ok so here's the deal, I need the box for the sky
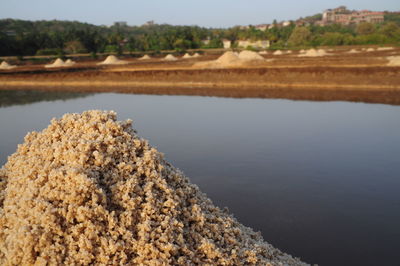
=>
[0,0,399,28]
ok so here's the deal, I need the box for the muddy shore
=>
[1,49,400,105]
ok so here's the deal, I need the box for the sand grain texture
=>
[0,110,306,266]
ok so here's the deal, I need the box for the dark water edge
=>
[1,90,400,266]
[0,89,91,107]
[2,86,400,106]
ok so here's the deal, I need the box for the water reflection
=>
[0,91,399,266]
[0,89,91,107]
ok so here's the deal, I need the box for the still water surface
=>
[1,90,400,266]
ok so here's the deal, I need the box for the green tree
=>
[379,22,400,41]
[64,40,86,54]
[288,26,311,47]
[356,22,375,35]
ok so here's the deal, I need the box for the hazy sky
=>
[1,0,399,28]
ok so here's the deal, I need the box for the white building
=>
[237,40,270,49]
[222,39,232,49]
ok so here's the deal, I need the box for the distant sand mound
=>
[65,59,76,66]
[298,49,327,57]
[348,49,359,54]
[273,50,283,55]
[216,51,241,65]
[366,48,375,52]
[139,54,151,60]
[192,53,200,57]
[182,53,192,59]
[0,61,17,70]
[45,58,66,68]
[163,54,178,61]
[98,55,128,65]
[259,50,268,55]
[387,56,400,66]
[194,51,266,69]
[377,47,394,51]
[238,50,264,61]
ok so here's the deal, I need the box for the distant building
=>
[201,38,210,45]
[237,40,270,49]
[114,21,127,27]
[143,20,155,26]
[320,6,384,25]
[222,39,232,49]
[3,30,16,36]
[254,24,269,31]
[295,20,310,27]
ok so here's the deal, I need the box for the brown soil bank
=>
[1,49,400,105]
[1,66,400,105]
[0,110,307,265]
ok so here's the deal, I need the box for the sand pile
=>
[0,110,306,265]
[238,50,264,61]
[259,50,268,55]
[214,51,242,66]
[98,55,128,65]
[163,54,178,61]
[182,53,192,59]
[366,48,375,52]
[0,61,17,70]
[65,59,76,66]
[348,49,359,54]
[298,49,327,57]
[194,51,268,69]
[139,54,151,60]
[377,47,394,51]
[387,56,400,66]
[273,50,283,55]
[45,58,66,68]
[192,53,200,57]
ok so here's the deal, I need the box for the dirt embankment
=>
[1,49,400,105]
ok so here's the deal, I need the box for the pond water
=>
[1,90,400,266]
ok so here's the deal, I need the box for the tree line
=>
[0,15,399,57]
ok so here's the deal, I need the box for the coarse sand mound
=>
[273,50,283,55]
[194,51,268,69]
[98,55,128,65]
[298,49,327,57]
[0,110,307,266]
[163,54,178,61]
[348,49,359,54]
[0,61,17,70]
[216,51,241,64]
[192,53,200,57]
[377,47,394,51]
[65,59,76,66]
[45,58,66,68]
[238,50,264,61]
[387,56,400,66]
[182,53,192,59]
[139,54,151,60]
